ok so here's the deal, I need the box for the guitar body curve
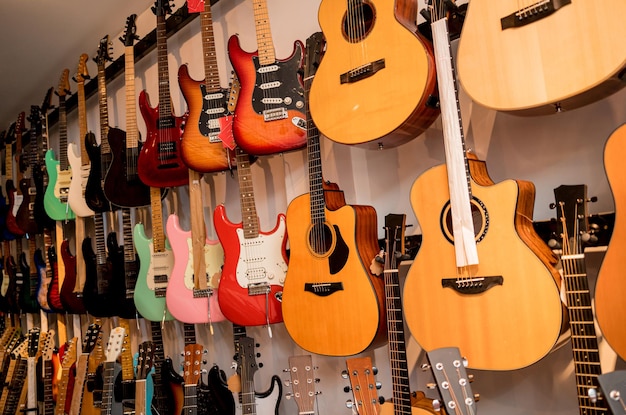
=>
[282,194,386,356]
[178,64,235,173]
[4,254,20,314]
[310,0,439,148]
[456,0,626,115]
[252,374,282,415]
[227,35,307,156]
[214,205,286,326]
[403,160,564,370]
[137,91,189,188]
[81,237,114,317]
[133,223,174,322]
[103,128,152,208]
[5,181,24,237]
[34,248,53,312]
[165,214,226,324]
[84,132,111,213]
[595,122,626,360]
[67,143,94,217]
[59,239,86,314]
[44,150,75,221]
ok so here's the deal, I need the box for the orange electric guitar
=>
[402,1,564,371]
[456,0,626,115]
[595,122,626,361]
[309,0,439,148]
[281,32,386,356]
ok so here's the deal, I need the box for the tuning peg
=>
[473,393,480,402]
[421,363,431,371]
[467,373,475,382]
[372,366,378,375]
[343,386,352,393]
[588,196,598,203]
[341,370,349,379]
[285,393,293,400]
[426,382,437,390]
[284,379,291,387]
[375,381,382,390]
[461,357,468,368]
[345,400,354,409]
[315,378,321,383]
[258,363,264,368]
[549,202,557,209]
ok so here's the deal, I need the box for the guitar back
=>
[457,0,626,114]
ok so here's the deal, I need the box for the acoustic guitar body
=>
[403,159,564,370]
[309,0,439,148]
[456,0,626,115]
[595,123,626,360]
[282,195,386,356]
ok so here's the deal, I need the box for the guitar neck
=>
[150,187,166,252]
[42,359,55,415]
[75,216,86,292]
[251,0,276,65]
[100,361,116,415]
[121,208,138,298]
[124,45,139,150]
[235,149,259,238]
[68,354,89,415]
[118,319,135,382]
[97,61,110,153]
[201,0,221,90]
[94,213,107,266]
[76,80,89,166]
[155,14,173,119]
[149,320,171,415]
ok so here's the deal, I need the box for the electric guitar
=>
[45,233,64,313]
[133,186,174,322]
[99,326,125,415]
[137,0,189,189]
[0,130,10,243]
[6,113,26,237]
[227,0,307,156]
[59,235,86,314]
[68,321,102,415]
[0,335,28,415]
[281,32,386,356]
[35,229,54,312]
[18,238,40,314]
[552,184,609,415]
[456,0,626,115]
[237,335,281,415]
[402,1,564,371]
[44,69,76,221]
[595,122,626,361]
[109,208,138,319]
[178,0,235,173]
[84,35,113,213]
[18,328,46,415]
[103,14,152,208]
[55,337,78,415]
[134,341,155,415]
[165,170,226,325]
[214,147,287,326]
[40,329,56,415]
[3,240,20,314]
[1,126,16,242]
[309,0,439,148]
[67,53,95,217]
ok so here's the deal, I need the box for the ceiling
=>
[0,0,156,132]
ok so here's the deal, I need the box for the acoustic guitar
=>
[402,1,564,371]
[595,122,626,361]
[281,32,386,356]
[227,0,307,156]
[456,0,626,115]
[309,0,439,148]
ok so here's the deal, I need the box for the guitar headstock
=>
[81,322,102,354]
[286,355,317,414]
[237,336,258,380]
[120,14,139,47]
[594,371,626,414]
[16,111,26,136]
[152,0,173,17]
[105,327,125,363]
[183,343,204,386]
[56,69,71,97]
[61,337,79,369]
[136,341,155,380]
[426,347,477,415]
[41,329,55,362]
[11,336,29,359]
[27,327,41,358]
[304,32,325,80]
[27,105,42,129]
[344,357,380,415]
[552,184,597,255]
[74,53,90,84]
[94,35,113,68]
[40,86,55,114]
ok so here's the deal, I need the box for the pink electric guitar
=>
[165,169,226,325]
[214,148,287,327]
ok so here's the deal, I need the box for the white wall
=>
[43,0,626,414]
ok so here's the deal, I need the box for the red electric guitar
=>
[5,112,25,237]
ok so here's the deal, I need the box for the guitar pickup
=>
[501,0,571,30]
[340,59,385,84]
[157,116,175,129]
[441,276,503,294]
[304,282,343,297]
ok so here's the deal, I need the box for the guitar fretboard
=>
[251,0,276,65]
[58,94,69,171]
[235,148,259,238]
[156,13,173,119]
[201,1,221,91]
[150,320,172,415]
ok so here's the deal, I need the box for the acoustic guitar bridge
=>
[501,0,571,30]
[441,276,503,294]
[304,282,343,297]
[340,59,385,84]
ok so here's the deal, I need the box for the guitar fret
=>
[252,0,276,66]
[125,46,139,149]
[97,63,110,150]
[201,2,221,91]
[235,149,260,238]
[156,16,172,119]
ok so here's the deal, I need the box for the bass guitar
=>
[137,0,189,189]
[178,0,235,173]
[309,0,439,148]
[402,1,564,371]
[84,35,113,213]
[104,14,152,208]
[214,148,287,327]
[44,69,76,221]
[6,113,26,237]
[227,0,306,156]
[165,170,226,325]
[281,32,386,356]
[595,122,626,361]
[456,0,626,115]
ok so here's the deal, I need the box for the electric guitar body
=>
[81,233,115,317]
[84,132,111,213]
[44,150,75,221]
[59,239,86,314]
[403,158,564,370]
[310,0,439,148]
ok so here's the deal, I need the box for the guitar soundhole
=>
[342,1,375,43]
[308,223,334,256]
[440,197,489,245]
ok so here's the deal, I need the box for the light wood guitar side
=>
[282,195,386,356]
[403,158,564,370]
[457,0,626,115]
[310,0,439,148]
[595,123,626,360]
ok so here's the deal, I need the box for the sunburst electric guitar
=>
[227,0,307,156]
[309,0,439,148]
[402,1,564,371]
[456,0,626,115]
[281,32,386,357]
